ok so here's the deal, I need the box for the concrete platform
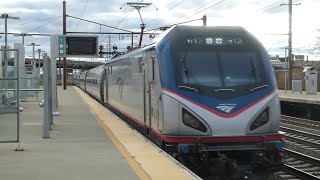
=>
[0,86,139,180]
[0,86,199,180]
[278,90,320,105]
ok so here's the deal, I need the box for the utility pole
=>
[120,2,157,47]
[108,35,111,59]
[0,13,19,93]
[59,58,62,82]
[26,43,40,67]
[131,32,134,49]
[203,15,207,26]
[38,49,45,81]
[38,49,45,68]
[63,0,67,89]
[281,0,300,89]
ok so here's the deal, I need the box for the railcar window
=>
[138,57,143,73]
[152,57,155,81]
[106,67,110,75]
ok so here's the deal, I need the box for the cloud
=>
[0,0,319,58]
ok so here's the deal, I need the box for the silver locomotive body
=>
[80,25,284,177]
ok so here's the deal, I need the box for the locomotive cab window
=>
[174,42,268,99]
[176,51,266,88]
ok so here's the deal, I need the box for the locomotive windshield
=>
[175,48,267,97]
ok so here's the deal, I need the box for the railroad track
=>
[280,115,320,150]
[281,115,320,133]
[276,115,320,179]
[275,148,320,180]
[280,126,320,149]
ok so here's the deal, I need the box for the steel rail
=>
[282,164,320,180]
[281,115,320,130]
[280,126,320,140]
[284,148,320,167]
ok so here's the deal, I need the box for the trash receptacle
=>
[303,67,317,94]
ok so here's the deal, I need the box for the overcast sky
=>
[0,0,319,60]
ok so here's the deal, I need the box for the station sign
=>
[57,35,98,58]
[58,35,65,56]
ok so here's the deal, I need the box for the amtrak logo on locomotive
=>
[216,104,237,113]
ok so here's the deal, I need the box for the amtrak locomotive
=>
[74,25,285,178]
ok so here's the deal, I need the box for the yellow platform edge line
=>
[73,87,151,180]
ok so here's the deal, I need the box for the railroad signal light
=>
[112,45,117,51]
[149,34,155,39]
[99,45,104,58]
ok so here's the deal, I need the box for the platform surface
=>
[278,90,320,104]
[0,86,139,180]
[0,86,198,180]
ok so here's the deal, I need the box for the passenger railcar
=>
[85,65,105,104]
[75,25,285,178]
[79,70,88,91]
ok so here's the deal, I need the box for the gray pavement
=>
[0,87,139,180]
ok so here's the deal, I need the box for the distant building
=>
[270,55,287,70]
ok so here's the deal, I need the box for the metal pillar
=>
[63,0,67,90]
[38,49,45,75]
[50,35,60,116]
[285,48,287,93]
[43,53,51,138]
[38,49,41,68]
[288,0,293,90]
[14,43,26,100]
[16,49,21,150]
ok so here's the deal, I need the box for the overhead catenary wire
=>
[167,0,226,25]
[75,0,89,31]
[8,16,62,28]
[143,0,216,38]
[167,0,186,11]
[182,0,226,21]
[194,0,221,12]
[144,17,204,33]
[100,0,144,44]
[256,0,285,12]
[25,16,61,34]
[144,0,186,28]
[99,8,135,43]
[259,0,302,13]
[109,0,154,48]
[66,15,133,33]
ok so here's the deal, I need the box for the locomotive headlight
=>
[250,108,269,131]
[182,109,207,132]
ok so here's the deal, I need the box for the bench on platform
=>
[1,92,23,112]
